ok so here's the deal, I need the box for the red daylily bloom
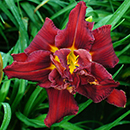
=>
[3,1,126,127]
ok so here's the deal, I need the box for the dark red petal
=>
[50,54,72,81]
[25,18,58,54]
[74,49,92,70]
[44,88,79,127]
[91,62,112,82]
[54,48,70,67]
[55,1,94,50]
[38,79,51,88]
[106,89,127,108]
[91,25,119,68]
[87,22,94,30]
[79,72,95,85]
[71,73,80,89]
[77,79,119,103]
[3,50,52,83]
[76,62,119,103]
[50,54,65,77]
[11,53,28,62]
[49,68,65,89]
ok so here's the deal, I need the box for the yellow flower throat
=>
[67,51,79,74]
[50,44,79,74]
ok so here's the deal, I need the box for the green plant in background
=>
[0,0,130,130]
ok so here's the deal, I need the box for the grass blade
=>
[23,86,44,116]
[0,77,10,105]
[58,122,84,130]
[5,0,29,44]
[0,103,11,130]
[113,34,130,48]
[16,111,46,128]
[112,64,124,79]
[11,79,26,113]
[106,0,130,27]
[0,1,18,27]
[50,2,77,20]
[116,43,130,57]
[95,110,130,130]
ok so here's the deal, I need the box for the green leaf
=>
[5,0,29,44]
[16,111,46,128]
[0,1,18,27]
[9,79,20,104]
[112,64,124,79]
[116,43,130,57]
[0,26,8,44]
[95,110,130,130]
[121,67,130,78]
[58,122,84,130]
[93,14,112,29]
[113,34,130,48]
[19,19,28,52]
[23,86,46,116]
[21,2,42,28]
[0,76,10,104]
[50,2,77,20]
[0,103,11,130]
[119,55,130,64]
[94,0,130,29]
[119,81,130,87]
[106,0,130,27]
[34,0,49,13]
[11,79,26,113]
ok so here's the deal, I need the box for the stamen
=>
[89,79,99,85]
[67,85,74,93]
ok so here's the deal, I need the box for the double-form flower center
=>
[49,44,100,94]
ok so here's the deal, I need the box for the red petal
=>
[77,80,119,103]
[25,18,58,54]
[79,72,95,85]
[106,89,127,108]
[91,62,112,81]
[11,53,28,62]
[74,49,92,70]
[54,48,70,67]
[91,25,119,68]
[50,54,72,81]
[44,88,79,127]
[55,1,94,50]
[76,62,119,103]
[50,54,65,77]
[49,68,65,89]
[71,73,80,90]
[3,50,52,83]
[87,22,94,30]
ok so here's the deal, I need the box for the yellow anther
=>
[67,86,74,93]
[89,80,99,85]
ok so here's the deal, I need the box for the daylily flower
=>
[3,1,126,127]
